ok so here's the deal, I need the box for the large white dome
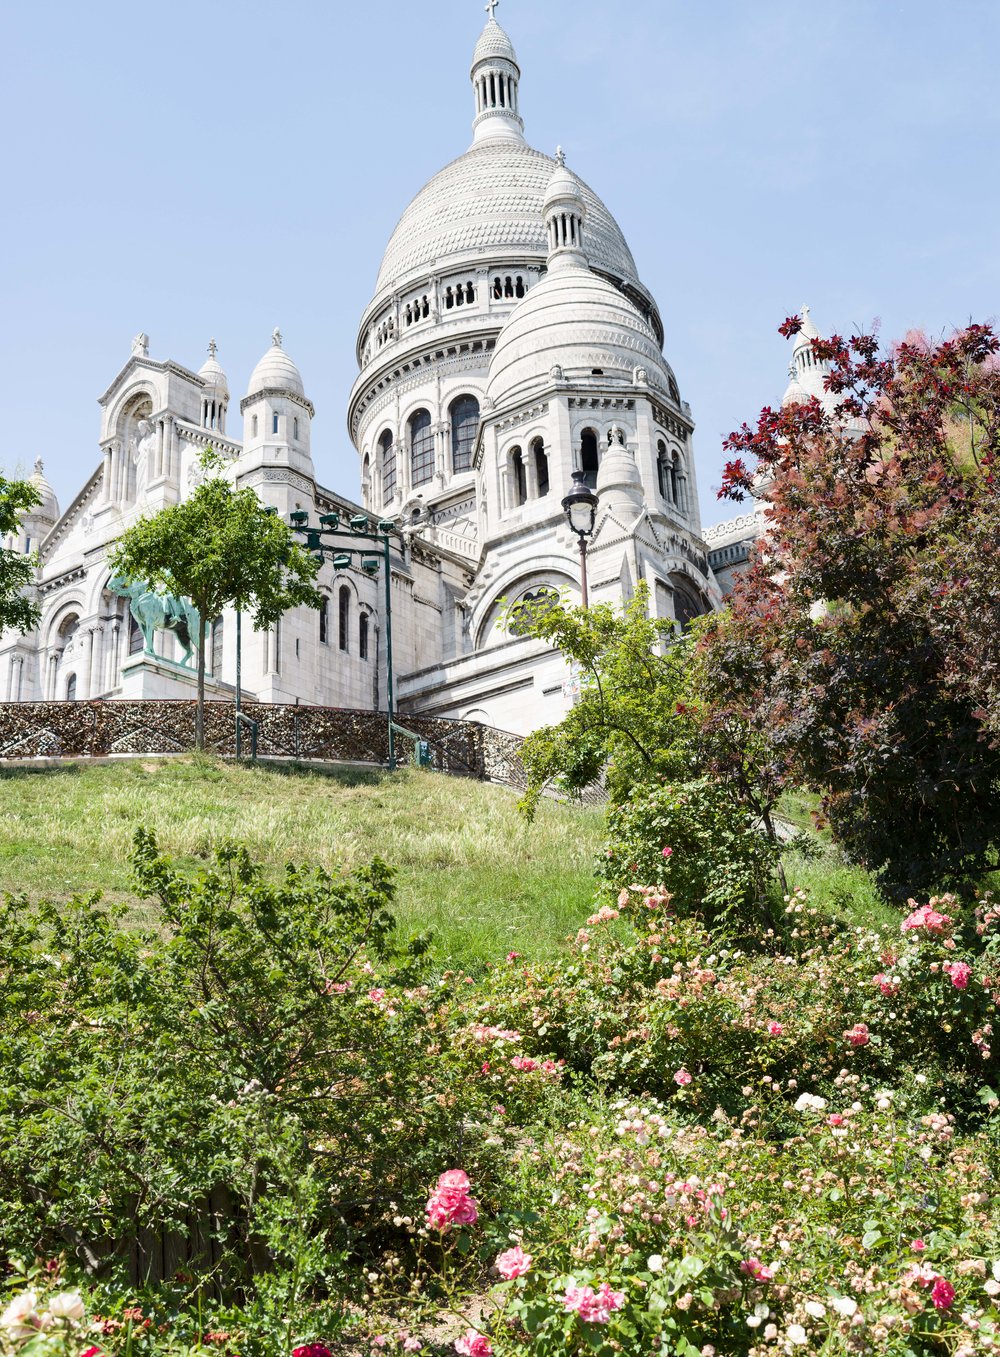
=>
[374,141,641,298]
[486,263,675,409]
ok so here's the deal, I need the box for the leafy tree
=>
[710,317,1000,897]
[0,474,41,637]
[108,456,321,748]
[505,584,698,818]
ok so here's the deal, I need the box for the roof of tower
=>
[793,304,821,352]
[543,148,583,210]
[247,329,305,398]
[198,339,229,397]
[486,262,676,409]
[29,457,59,523]
[472,18,518,68]
[373,142,640,297]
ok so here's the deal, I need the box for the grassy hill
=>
[0,757,605,967]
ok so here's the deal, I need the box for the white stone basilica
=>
[1,9,723,735]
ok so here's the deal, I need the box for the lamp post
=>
[561,469,599,608]
[290,510,399,771]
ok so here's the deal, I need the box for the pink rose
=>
[454,1332,492,1356]
[673,1069,693,1086]
[368,989,387,1003]
[931,1276,955,1310]
[827,1113,844,1127]
[495,1245,532,1280]
[766,1021,784,1037]
[949,961,972,990]
[426,1170,479,1231]
[662,847,673,858]
[740,1258,774,1283]
[901,903,953,936]
[844,1023,870,1048]
[911,1239,926,1252]
[403,1341,422,1353]
[873,972,900,997]
[562,1283,625,1324]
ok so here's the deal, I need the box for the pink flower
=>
[495,1246,532,1280]
[827,1114,845,1127]
[901,903,953,936]
[368,989,387,1003]
[510,1056,538,1073]
[949,961,972,989]
[562,1283,626,1324]
[911,1239,926,1252]
[454,1332,492,1356]
[426,1170,479,1231]
[844,1023,870,1048]
[931,1276,955,1310]
[873,972,900,997]
[662,847,673,858]
[506,952,520,961]
[766,1021,784,1037]
[740,1258,774,1283]
[403,1340,423,1353]
[673,1069,693,1086]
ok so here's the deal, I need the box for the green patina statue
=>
[107,574,204,669]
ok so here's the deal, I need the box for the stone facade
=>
[1,12,723,737]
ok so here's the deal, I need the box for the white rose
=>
[832,1296,858,1317]
[647,1255,664,1273]
[805,1301,826,1319]
[1,1290,42,1340]
[787,1324,808,1345]
[46,1292,85,1323]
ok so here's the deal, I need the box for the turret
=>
[470,2,524,144]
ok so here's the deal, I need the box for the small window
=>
[293,417,299,440]
[65,673,77,701]
[532,438,549,497]
[450,395,480,473]
[319,596,329,645]
[128,614,143,655]
[409,408,434,486]
[580,428,599,489]
[510,447,527,507]
[272,412,279,435]
[252,414,258,438]
[338,585,350,652]
[359,611,369,661]
[380,429,396,504]
[657,439,669,499]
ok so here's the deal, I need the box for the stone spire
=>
[543,151,587,271]
[470,5,524,144]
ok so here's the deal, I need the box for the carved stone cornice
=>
[38,566,87,597]
[239,387,315,417]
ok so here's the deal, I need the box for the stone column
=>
[107,622,120,691]
[89,625,104,697]
[525,448,539,500]
[3,653,13,701]
[79,629,94,700]
[102,445,113,502]
[47,651,58,700]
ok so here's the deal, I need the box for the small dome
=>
[543,150,582,211]
[29,457,59,524]
[198,339,229,397]
[247,328,304,398]
[596,426,644,512]
[472,19,518,69]
[792,304,821,353]
[487,264,675,409]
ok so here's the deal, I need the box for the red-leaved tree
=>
[699,318,1000,898]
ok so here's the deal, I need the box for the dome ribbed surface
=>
[472,20,518,67]
[374,142,639,296]
[198,356,229,396]
[486,264,673,407]
[29,459,59,522]
[248,343,304,398]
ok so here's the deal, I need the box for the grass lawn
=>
[0,757,605,968]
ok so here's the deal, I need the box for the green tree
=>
[108,457,321,748]
[0,474,42,638]
[506,584,698,817]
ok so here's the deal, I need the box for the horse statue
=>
[107,574,203,669]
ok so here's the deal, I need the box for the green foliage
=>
[108,462,321,746]
[507,585,697,818]
[0,475,41,637]
[598,779,781,927]
[0,830,453,1303]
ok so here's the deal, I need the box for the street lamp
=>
[561,469,599,607]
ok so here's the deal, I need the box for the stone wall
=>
[0,700,605,805]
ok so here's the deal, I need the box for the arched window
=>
[409,409,434,486]
[580,428,599,489]
[509,447,527,507]
[272,412,279,435]
[657,439,669,500]
[293,417,299,441]
[531,438,549,497]
[128,614,143,655]
[211,616,224,674]
[319,595,329,645]
[670,575,706,630]
[359,611,369,661]
[338,585,350,652]
[252,414,258,438]
[509,586,558,636]
[671,453,682,509]
[380,429,396,504]
[65,673,77,702]
[450,395,479,473]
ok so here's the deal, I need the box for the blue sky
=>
[2,0,997,528]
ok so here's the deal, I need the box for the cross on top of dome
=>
[485,0,499,19]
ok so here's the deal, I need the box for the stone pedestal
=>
[116,653,234,701]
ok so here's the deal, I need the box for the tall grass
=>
[0,758,604,967]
